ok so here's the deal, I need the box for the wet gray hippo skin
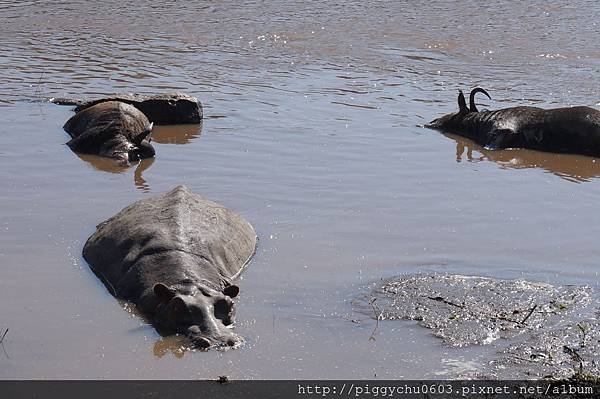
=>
[53,92,202,125]
[64,101,155,163]
[82,186,257,349]
[426,88,600,157]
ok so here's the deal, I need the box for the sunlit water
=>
[1,0,600,379]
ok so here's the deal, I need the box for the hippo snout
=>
[187,325,242,349]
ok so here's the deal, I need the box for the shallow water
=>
[1,0,600,379]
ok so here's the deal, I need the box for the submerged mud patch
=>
[354,274,599,378]
[493,313,600,379]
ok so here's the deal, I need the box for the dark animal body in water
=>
[63,101,155,163]
[53,92,202,125]
[426,88,600,157]
[83,186,257,349]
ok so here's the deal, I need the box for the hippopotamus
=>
[426,88,600,157]
[53,92,202,125]
[82,186,257,349]
[63,101,155,163]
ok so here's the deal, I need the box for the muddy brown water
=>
[1,1,600,379]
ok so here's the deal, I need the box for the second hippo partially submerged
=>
[83,186,257,349]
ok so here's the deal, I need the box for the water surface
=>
[1,0,600,379]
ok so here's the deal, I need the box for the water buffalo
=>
[426,88,600,157]
[63,101,155,163]
[82,186,257,349]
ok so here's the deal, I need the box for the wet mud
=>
[355,274,599,379]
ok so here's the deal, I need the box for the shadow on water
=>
[446,133,600,183]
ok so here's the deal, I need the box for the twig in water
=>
[0,328,9,359]
[563,345,584,376]
[368,298,383,341]
[427,296,465,309]
[0,328,7,344]
[520,304,537,325]
[577,322,590,348]
[34,70,45,100]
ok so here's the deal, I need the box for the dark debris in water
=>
[353,274,599,379]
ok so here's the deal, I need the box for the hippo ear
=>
[154,283,175,302]
[223,285,240,298]
[457,90,469,114]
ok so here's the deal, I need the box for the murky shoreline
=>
[2,0,600,379]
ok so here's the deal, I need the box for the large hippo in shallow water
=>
[64,101,155,163]
[426,88,600,157]
[83,186,257,349]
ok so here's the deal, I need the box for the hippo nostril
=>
[194,336,211,349]
[226,338,235,346]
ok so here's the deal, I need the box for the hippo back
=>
[82,186,257,293]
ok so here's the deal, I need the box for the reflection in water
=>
[72,123,202,190]
[121,299,190,359]
[71,124,200,190]
[75,153,156,191]
[447,133,600,183]
[153,336,189,359]
[76,153,131,174]
[151,123,202,145]
[133,158,155,192]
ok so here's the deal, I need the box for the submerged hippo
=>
[82,186,257,349]
[426,88,600,157]
[64,101,155,163]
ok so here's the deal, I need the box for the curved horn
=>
[133,122,153,144]
[469,87,492,112]
[457,90,469,114]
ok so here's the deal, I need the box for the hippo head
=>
[152,282,241,349]
[426,88,492,130]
